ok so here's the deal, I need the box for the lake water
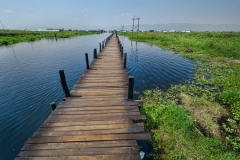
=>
[0,33,196,159]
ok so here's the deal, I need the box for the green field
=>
[119,32,240,159]
[0,30,98,46]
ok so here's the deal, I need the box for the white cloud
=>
[4,10,13,14]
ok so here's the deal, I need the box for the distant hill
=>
[6,23,240,32]
[104,23,240,32]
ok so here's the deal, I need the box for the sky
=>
[0,0,240,30]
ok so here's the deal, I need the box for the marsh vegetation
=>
[119,31,240,159]
[0,30,97,46]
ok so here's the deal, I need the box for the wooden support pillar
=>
[59,70,70,98]
[120,43,122,52]
[93,48,97,59]
[128,76,134,100]
[124,53,127,69]
[85,53,89,69]
[102,41,104,49]
[121,46,124,58]
[50,102,56,111]
[99,43,102,52]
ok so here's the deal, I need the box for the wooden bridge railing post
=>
[50,102,56,111]
[120,43,122,52]
[121,46,123,58]
[93,48,97,59]
[102,41,104,49]
[85,53,89,69]
[124,53,127,69]
[99,43,102,52]
[128,76,134,99]
[59,70,70,98]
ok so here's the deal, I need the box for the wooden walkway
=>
[16,33,150,160]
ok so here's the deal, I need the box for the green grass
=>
[119,32,240,159]
[141,90,238,160]
[0,30,98,46]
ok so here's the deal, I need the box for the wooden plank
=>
[41,120,133,127]
[21,140,137,150]
[62,96,128,100]
[38,123,144,131]
[33,127,145,137]
[49,112,140,119]
[15,154,140,160]
[26,133,151,143]
[46,115,146,122]
[52,108,139,115]
[18,147,139,157]
[73,83,127,87]
[58,100,139,106]
[55,105,138,111]
[85,70,127,74]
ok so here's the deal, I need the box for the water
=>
[0,33,196,159]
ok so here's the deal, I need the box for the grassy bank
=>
[119,32,240,159]
[0,30,98,46]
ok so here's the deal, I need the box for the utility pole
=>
[132,16,140,41]
[121,25,125,31]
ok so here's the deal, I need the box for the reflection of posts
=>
[130,41,138,62]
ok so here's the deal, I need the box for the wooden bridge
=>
[16,33,150,160]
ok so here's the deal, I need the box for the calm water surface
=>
[0,33,196,159]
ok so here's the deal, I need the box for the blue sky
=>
[0,0,240,29]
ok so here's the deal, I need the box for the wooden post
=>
[99,43,102,52]
[59,70,70,98]
[93,48,97,59]
[124,53,127,69]
[102,41,104,48]
[85,53,89,69]
[128,76,134,99]
[120,43,122,52]
[121,46,123,58]
[50,102,56,111]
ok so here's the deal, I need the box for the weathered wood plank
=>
[33,127,145,137]
[52,108,139,115]
[41,120,133,127]
[26,133,151,143]
[21,140,137,150]
[39,123,144,131]
[46,115,146,122]
[57,104,138,111]
[15,154,140,160]
[58,100,139,106]
[18,147,139,156]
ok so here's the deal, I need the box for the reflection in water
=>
[130,41,138,62]
[0,33,196,159]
